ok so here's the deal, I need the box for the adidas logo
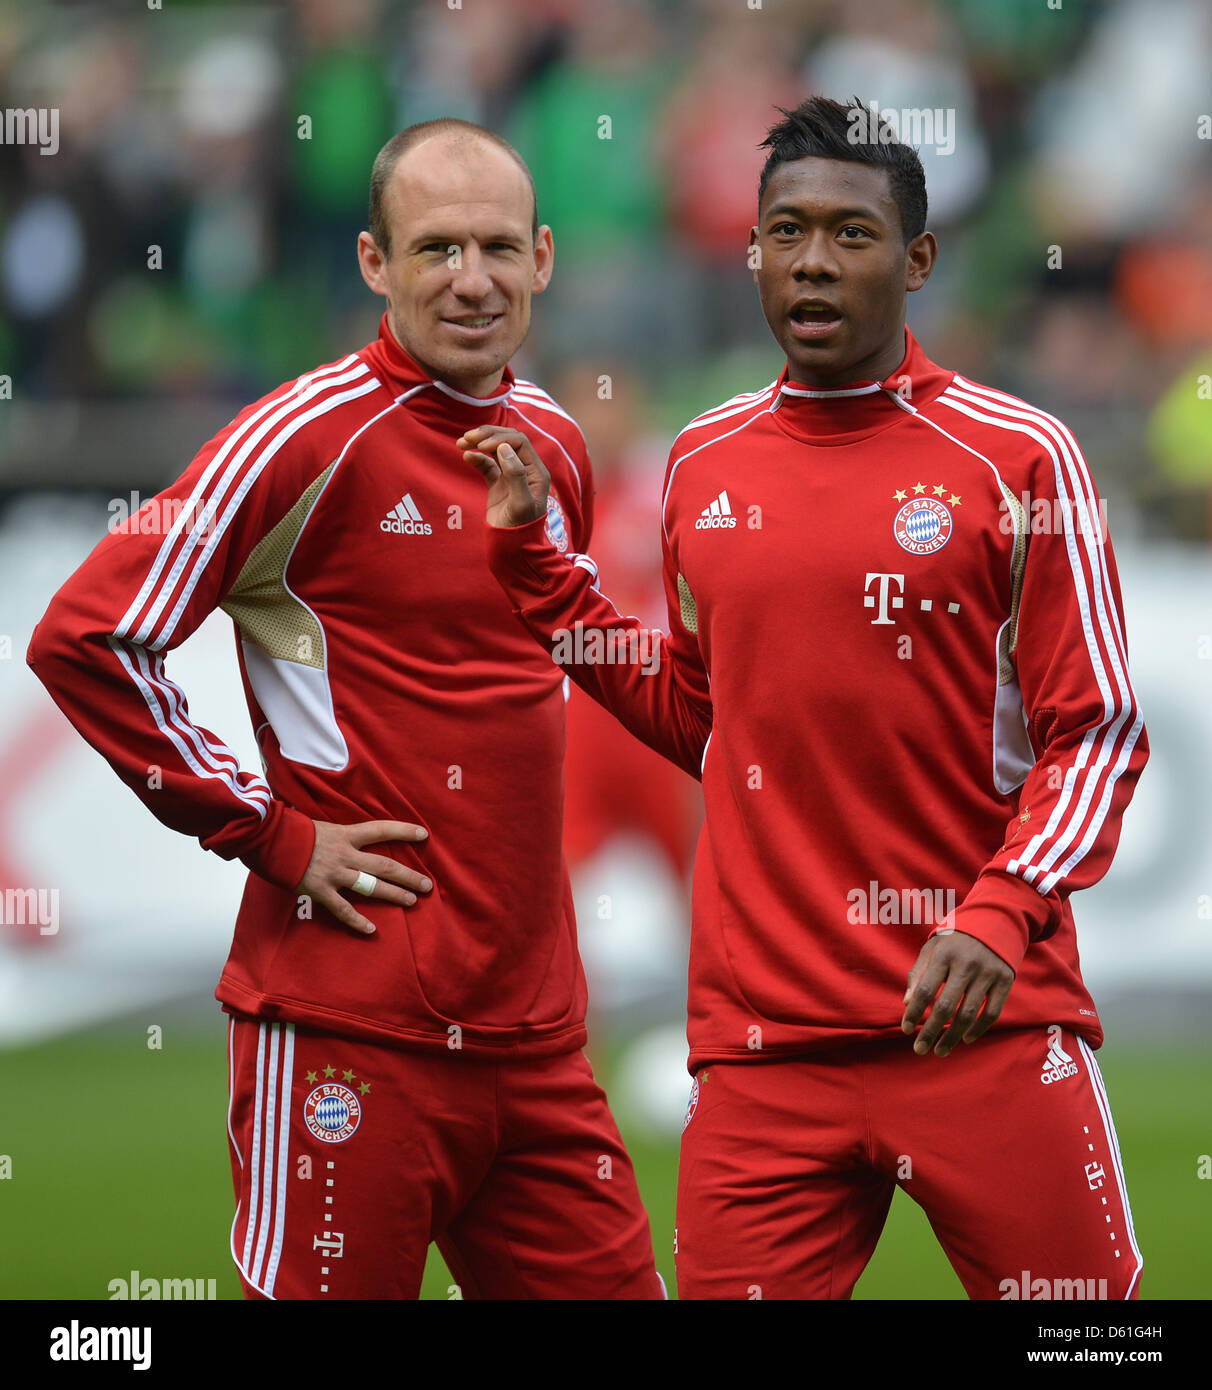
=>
[380,493,433,536]
[1040,1024,1078,1084]
[695,489,737,530]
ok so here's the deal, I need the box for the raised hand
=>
[458,427,550,528]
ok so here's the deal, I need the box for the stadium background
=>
[1,0,1209,1300]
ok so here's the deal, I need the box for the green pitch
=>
[1,1023,1206,1300]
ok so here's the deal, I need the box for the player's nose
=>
[791,228,841,280]
[449,242,494,299]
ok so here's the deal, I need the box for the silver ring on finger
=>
[351,871,378,897]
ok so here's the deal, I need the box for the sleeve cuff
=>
[484,514,563,601]
[935,871,1058,974]
[236,803,316,892]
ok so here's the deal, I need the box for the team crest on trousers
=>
[304,1083,362,1143]
[892,482,959,555]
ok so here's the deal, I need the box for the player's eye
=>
[839,225,871,240]
[773,222,801,237]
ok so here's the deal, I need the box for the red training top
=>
[484,327,1148,1071]
[28,314,595,1058]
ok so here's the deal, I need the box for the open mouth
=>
[789,302,843,339]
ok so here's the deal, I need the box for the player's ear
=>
[531,225,554,295]
[357,231,389,297]
[905,231,937,293]
[748,225,760,285]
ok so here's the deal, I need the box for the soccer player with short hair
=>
[27,118,663,1300]
[463,96,1148,1299]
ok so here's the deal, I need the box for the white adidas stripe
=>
[261,1024,294,1295]
[147,647,270,809]
[937,387,1136,888]
[108,638,270,816]
[955,375,1127,650]
[679,386,777,433]
[249,1022,281,1287]
[241,1023,268,1276]
[148,373,381,651]
[510,384,580,428]
[938,383,1140,893]
[116,357,367,647]
[1077,1037,1143,1297]
[151,651,242,778]
[232,1022,295,1298]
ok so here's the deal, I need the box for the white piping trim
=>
[938,385,1139,893]
[250,1023,281,1285]
[262,1023,294,1296]
[678,386,777,432]
[778,381,883,399]
[149,375,382,649]
[108,638,270,815]
[118,360,369,647]
[507,403,584,503]
[242,1023,268,1271]
[226,1016,243,1170]
[510,385,578,426]
[432,377,514,407]
[1077,1037,1143,1298]
[662,405,770,539]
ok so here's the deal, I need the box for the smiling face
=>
[357,135,553,395]
[750,157,936,388]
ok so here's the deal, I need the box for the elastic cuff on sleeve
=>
[237,803,316,892]
[484,514,562,598]
[934,871,1057,974]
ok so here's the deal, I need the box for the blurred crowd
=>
[2,0,1210,536]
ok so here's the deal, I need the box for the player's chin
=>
[782,334,850,379]
[447,323,524,368]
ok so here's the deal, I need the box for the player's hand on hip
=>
[458,427,549,528]
[901,929,1014,1058]
[294,819,432,937]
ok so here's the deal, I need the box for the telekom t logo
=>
[864,572,905,625]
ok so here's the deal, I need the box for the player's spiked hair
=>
[368,118,539,257]
[757,96,928,244]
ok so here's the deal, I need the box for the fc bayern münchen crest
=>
[303,1084,362,1143]
[545,490,570,553]
[682,1076,700,1133]
[894,497,953,555]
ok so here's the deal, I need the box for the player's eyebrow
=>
[409,230,525,247]
[764,203,884,224]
